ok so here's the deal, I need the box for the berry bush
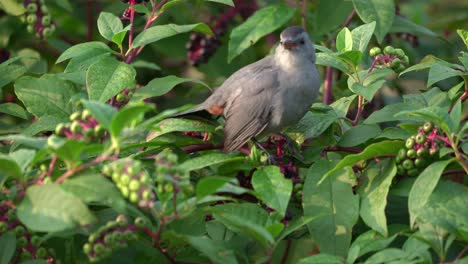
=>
[0,0,467,263]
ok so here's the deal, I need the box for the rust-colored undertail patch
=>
[207,105,224,115]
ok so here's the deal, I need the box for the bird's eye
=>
[300,39,305,44]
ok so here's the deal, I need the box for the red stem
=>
[323,66,333,104]
[343,10,356,27]
[352,95,364,126]
[55,154,117,183]
[86,0,94,41]
[47,155,57,178]
[128,0,136,49]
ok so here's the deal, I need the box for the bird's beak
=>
[282,40,299,50]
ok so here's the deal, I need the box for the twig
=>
[279,239,292,264]
[47,155,57,178]
[300,0,307,29]
[343,10,356,27]
[181,144,223,153]
[55,154,117,183]
[352,95,364,126]
[86,0,94,41]
[323,66,333,104]
[448,89,467,113]
[127,0,136,50]
[323,145,362,154]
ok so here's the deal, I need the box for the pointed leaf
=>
[0,232,16,264]
[352,21,376,53]
[353,0,395,43]
[252,166,292,216]
[132,23,212,48]
[56,42,113,64]
[185,236,238,264]
[178,153,244,171]
[97,12,123,41]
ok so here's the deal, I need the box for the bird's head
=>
[276,26,316,64]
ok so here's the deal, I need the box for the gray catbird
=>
[177,26,321,152]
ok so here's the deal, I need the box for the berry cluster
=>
[155,151,192,195]
[369,45,409,73]
[54,109,105,142]
[121,0,149,20]
[23,0,55,39]
[83,215,141,263]
[108,87,136,109]
[186,0,257,66]
[103,159,155,208]
[0,204,55,263]
[396,122,442,176]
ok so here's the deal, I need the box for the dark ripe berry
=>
[391,58,401,70]
[408,169,419,177]
[398,148,407,160]
[369,47,382,57]
[26,14,37,24]
[423,122,434,133]
[394,48,405,59]
[383,46,395,55]
[129,192,139,203]
[83,243,92,254]
[402,159,414,170]
[36,247,47,258]
[415,158,426,168]
[397,165,405,175]
[405,138,415,149]
[415,133,426,144]
[70,111,81,121]
[27,3,38,13]
[416,148,429,157]
[42,15,51,26]
[407,149,417,159]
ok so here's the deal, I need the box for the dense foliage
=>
[0,0,467,263]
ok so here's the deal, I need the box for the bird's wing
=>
[222,58,278,152]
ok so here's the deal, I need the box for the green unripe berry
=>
[383,46,395,55]
[394,48,405,59]
[395,155,401,164]
[120,186,129,198]
[415,133,426,144]
[20,250,32,260]
[27,3,38,13]
[134,217,146,228]
[416,148,429,157]
[129,179,140,191]
[164,183,174,193]
[84,128,94,138]
[403,55,409,65]
[17,236,28,247]
[116,93,127,102]
[369,47,382,57]
[42,27,53,37]
[88,234,97,243]
[55,123,66,135]
[15,226,25,236]
[139,173,149,184]
[27,24,34,33]
[26,14,37,24]
[391,58,401,70]
[294,183,303,191]
[113,231,123,241]
[41,16,51,26]
[398,148,407,160]
[407,149,417,159]
[93,243,105,254]
[423,122,434,133]
[402,159,414,170]
[120,174,130,185]
[30,235,41,247]
[0,222,8,232]
[116,215,128,226]
[397,165,405,175]
[40,163,48,171]
[157,185,164,193]
[407,169,419,177]
[94,125,105,138]
[40,5,49,13]
[104,234,113,244]
[83,243,92,254]
[141,189,151,200]
[70,111,81,121]
[405,138,415,149]
[415,158,426,168]
[105,221,117,229]
[123,230,135,240]
[70,121,82,134]
[129,192,139,203]
[396,64,406,72]
[111,172,120,182]
[36,247,47,258]
[81,109,91,120]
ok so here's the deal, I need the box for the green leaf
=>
[205,0,234,6]
[0,103,28,119]
[338,50,363,66]
[457,29,468,49]
[252,166,292,217]
[288,105,339,138]
[132,23,213,48]
[196,176,232,198]
[228,4,295,62]
[377,127,413,140]
[56,42,113,64]
[408,159,453,228]
[331,95,357,118]
[0,153,21,180]
[0,0,25,15]
[110,103,153,137]
[0,58,27,90]
[97,12,123,41]
[319,141,404,184]
[185,236,238,264]
[9,149,35,174]
[111,28,130,48]
[390,16,438,38]
[353,0,395,43]
[23,115,67,136]
[352,21,376,53]
[0,135,46,150]
[61,173,126,210]
[131,60,161,71]
[358,160,396,236]
[314,0,353,35]
[179,153,244,171]
[316,52,351,74]
[303,159,359,257]
[15,74,77,118]
[86,57,136,102]
[211,203,274,247]
[336,27,353,52]
[148,118,216,139]
[82,100,117,130]
[348,68,391,101]
[276,215,323,242]
[427,63,463,87]
[51,139,85,166]
[449,99,462,133]
[338,124,381,147]
[0,232,16,264]
[347,230,397,264]
[365,248,407,264]
[298,254,344,264]
[131,75,209,102]
[17,183,96,232]
[396,106,454,135]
